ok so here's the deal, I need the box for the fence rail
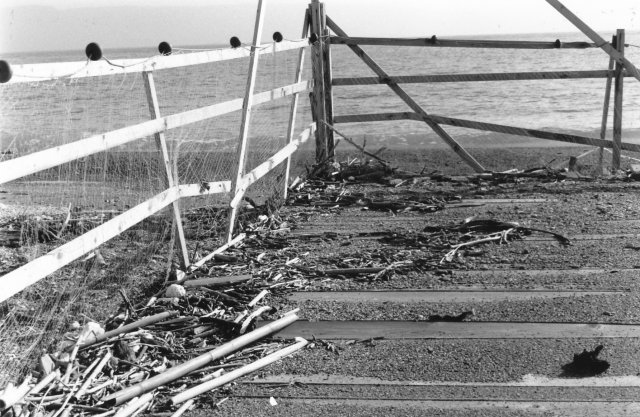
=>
[0,0,313,302]
[329,36,598,49]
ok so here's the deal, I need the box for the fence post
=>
[597,34,616,175]
[283,11,310,200]
[612,29,624,171]
[309,0,333,164]
[227,0,267,242]
[142,71,190,270]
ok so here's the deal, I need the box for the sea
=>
[1,30,640,155]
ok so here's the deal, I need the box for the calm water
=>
[1,30,640,155]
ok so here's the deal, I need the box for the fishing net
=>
[0,41,311,385]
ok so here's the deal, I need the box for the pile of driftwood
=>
[0,238,309,416]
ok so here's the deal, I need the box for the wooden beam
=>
[330,36,597,49]
[612,30,625,171]
[177,180,232,198]
[332,70,615,86]
[598,36,616,173]
[310,1,329,163]
[227,0,267,242]
[143,71,190,270]
[333,112,640,152]
[269,320,640,340]
[545,0,640,82]
[7,40,308,84]
[326,16,485,173]
[320,3,335,159]
[283,10,310,201]
[0,187,180,303]
[0,80,311,186]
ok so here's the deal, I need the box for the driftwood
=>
[81,311,179,348]
[183,275,252,288]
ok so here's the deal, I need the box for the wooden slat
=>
[332,70,614,86]
[597,37,616,172]
[330,36,597,49]
[612,30,625,170]
[283,10,310,200]
[143,71,190,269]
[177,181,232,198]
[269,321,640,340]
[0,187,180,303]
[0,80,312,186]
[248,398,640,416]
[545,0,640,81]
[326,16,485,173]
[310,2,329,163]
[288,290,625,303]
[227,0,267,242]
[7,40,308,84]
[333,112,640,152]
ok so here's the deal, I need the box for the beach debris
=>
[561,345,610,377]
[165,284,186,298]
[429,310,475,322]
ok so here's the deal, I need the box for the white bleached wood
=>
[227,0,267,242]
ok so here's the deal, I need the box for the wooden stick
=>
[283,10,310,201]
[27,370,60,397]
[330,36,597,49]
[169,399,195,417]
[183,275,252,288]
[321,121,391,167]
[248,290,269,308]
[239,306,273,334]
[326,16,485,173]
[170,338,308,405]
[545,0,640,81]
[598,36,616,173]
[0,375,31,410]
[310,1,329,163]
[612,29,625,171]
[101,313,300,406]
[80,311,178,347]
[227,0,267,243]
[73,350,112,400]
[143,71,190,270]
[114,393,154,417]
[332,70,615,86]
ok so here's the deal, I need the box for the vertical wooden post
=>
[227,0,267,242]
[612,29,624,171]
[309,0,331,164]
[597,35,615,174]
[320,3,335,159]
[283,11,310,200]
[142,71,190,270]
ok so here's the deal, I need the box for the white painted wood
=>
[177,181,232,198]
[227,0,267,242]
[7,40,307,84]
[545,0,640,81]
[0,187,180,303]
[0,80,311,185]
[143,71,190,269]
[283,10,310,200]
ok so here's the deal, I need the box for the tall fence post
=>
[142,71,190,270]
[283,11,311,200]
[612,29,625,171]
[597,34,616,175]
[227,0,267,242]
[309,0,333,164]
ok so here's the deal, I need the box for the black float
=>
[158,41,172,56]
[272,32,283,43]
[0,60,12,83]
[85,43,103,61]
[230,37,241,49]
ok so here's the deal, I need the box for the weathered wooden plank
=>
[545,0,640,81]
[7,40,308,84]
[183,275,252,288]
[268,321,640,340]
[612,30,625,170]
[249,398,640,416]
[0,80,311,186]
[598,35,616,172]
[288,290,625,303]
[332,70,615,86]
[0,187,180,303]
[228,0,267,242]
[326,16,485,173]
[330,36,597,49]
[283,10,310,200]
[310,1,329,163]
[333,112,640,152]
[177,181,232,198]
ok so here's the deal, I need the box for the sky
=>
[0,0,638,54]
